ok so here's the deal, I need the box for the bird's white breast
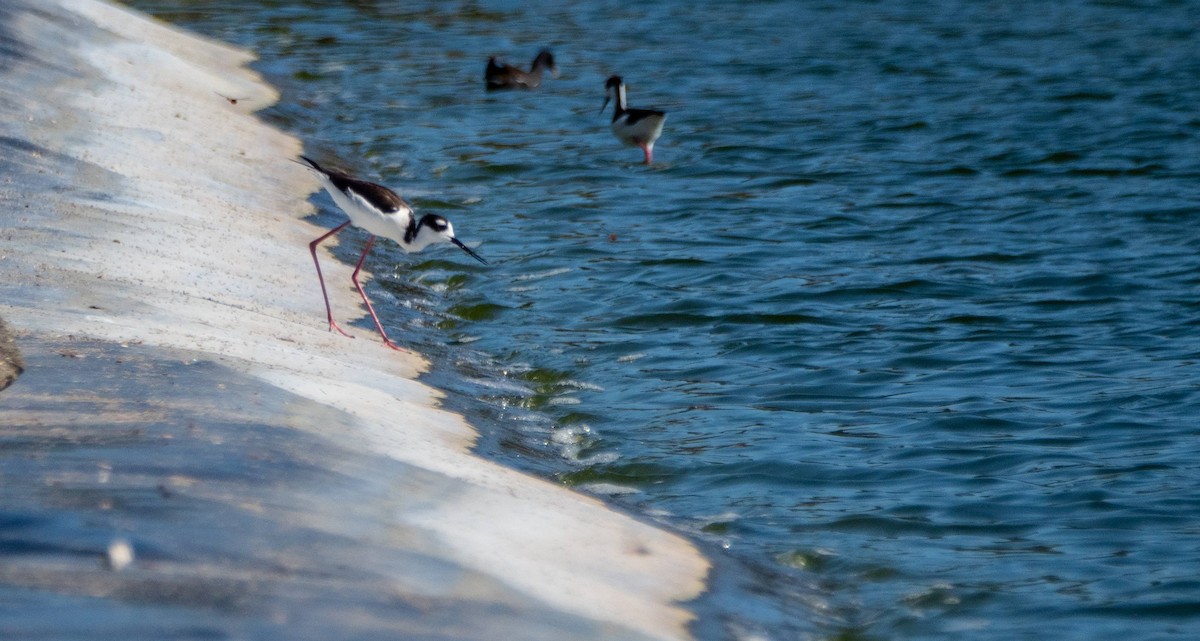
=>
[612,113,666,147]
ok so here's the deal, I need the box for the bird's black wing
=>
[624,108,666,126]
[299,156,408,214]
[338,176,408,214]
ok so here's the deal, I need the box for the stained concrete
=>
[0,317,21,391]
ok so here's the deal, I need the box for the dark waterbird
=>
[486,49,558,90]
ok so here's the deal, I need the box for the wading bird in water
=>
[601,75,667,164]
[297,156,487,351]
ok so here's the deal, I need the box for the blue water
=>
[130,1,1200,638]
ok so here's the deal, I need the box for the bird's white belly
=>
[612,115,665,147]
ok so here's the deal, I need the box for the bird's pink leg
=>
[309,220,355,338]
[640,143,653,164]
[350,236,406,352]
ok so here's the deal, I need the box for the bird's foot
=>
[329,320,355,339]
[382,338,407,352]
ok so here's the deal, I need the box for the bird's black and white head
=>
[409,214,488,264]
[601,75,626,115]
[532,50,559,78]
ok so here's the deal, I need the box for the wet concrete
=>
[0,0,707,639]
[0,336,641,640]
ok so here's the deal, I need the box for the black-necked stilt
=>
[298,155,487,351]
[486,50,558,90]
[601,75,667,165]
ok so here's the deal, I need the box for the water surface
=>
[130,1,1200,638]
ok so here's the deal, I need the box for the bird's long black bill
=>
[599,96,610,114]
[452,238,488,264]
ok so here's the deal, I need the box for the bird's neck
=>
[402,215,421,246]
[611,85,628,119]
[405,225,444,253]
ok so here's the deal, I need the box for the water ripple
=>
[131,1,1200,640]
